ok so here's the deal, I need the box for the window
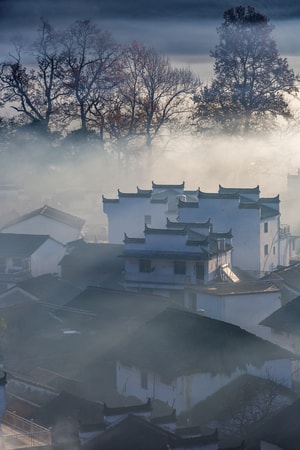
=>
[174,261,186,275]
[141,371,148,389]
[139,259,152,273]
[264,244,268,255]
[273,246,276,255]
[264,222,268,233]
[144,215,152,225]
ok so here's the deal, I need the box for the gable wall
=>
[2,216,81,245]
[31,239,65,277]
[179,199,262,275]
[104,199,168,244]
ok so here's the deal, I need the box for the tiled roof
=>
[260,204,279,219]
[115,308,294,378]
[102,196,119,203]
[118,189,152,198]
[123,234,145,244]
[198,191,240,200]
[152,181,185,190]
[197,280,280,296]
[166,218,211,229]
[103,398,152,416]
[260,295,300,334]
[0,233,50,256]
[1,205,85,230]
[83,413,218,450]
[144,224,187,235]
[218,185,260,195]
[16,273,82,304]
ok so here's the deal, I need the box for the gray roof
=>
[1,205,85,231]
[0,233,50,256]
[260,295,300,334]
[115,308,294,379]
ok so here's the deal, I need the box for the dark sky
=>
[0,0,299,80]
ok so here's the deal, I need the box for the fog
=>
[1,4,300,446]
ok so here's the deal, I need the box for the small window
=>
[144,215,152,225]
[264,244,268,255]
[139,259,152,273]
[273,246,276,255]
[141,371,148,389]
[174,261,186,275]
[264,222,268,233]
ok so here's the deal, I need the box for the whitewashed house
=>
[0,204,85,245]
[103,183,297,278]
[260,295,300,382]
[115,308,294,414]
[184,281,281,339]
[0,233,65,285]
[178,185,297,278]
[123,219,234,295]
[102,182,199,244]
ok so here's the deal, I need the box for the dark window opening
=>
[174,261,186,275]
[139,259,152,273]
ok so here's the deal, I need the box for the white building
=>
[184,281,281,339]
[123,220,233,296]
[115,308,294,414]
[0,204,85,245]
[0,233,65,285]
[102,182,199,244]
[103,183,297,279]
[178,185,297,278]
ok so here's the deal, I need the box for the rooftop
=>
[114,308,294,378]
[1,204,85,231]
[0,233,50,257]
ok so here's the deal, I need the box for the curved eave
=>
[118,189,152,198]
[198,191,240,200]
[124,233,145,244]
[152,181,185,190]
[166,217,211,228]
[102,195,119,203]
[144,224,187,235]
[219,184,260,194]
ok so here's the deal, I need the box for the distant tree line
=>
[0,6,298,168]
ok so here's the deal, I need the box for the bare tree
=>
[0,20,65,133]
[59,20,119,140]
[112,41,199,151]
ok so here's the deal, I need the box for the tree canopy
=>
[194,6,298,134]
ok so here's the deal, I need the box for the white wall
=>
[179,198,265,276]
[31,239,65,277]
[103,198,167,244]
[191,290,281,331]
[2,215,82,245]
[116,358,292,414]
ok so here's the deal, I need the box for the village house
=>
[260,295,300,382]
[122,219,234,296]
[0,233,65,289]
[0,204,85,245]
[102,182,199,244]
[114,308,295,415]
[184,280,281,339]
[178,185,297,278]
[103,182,297,279]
